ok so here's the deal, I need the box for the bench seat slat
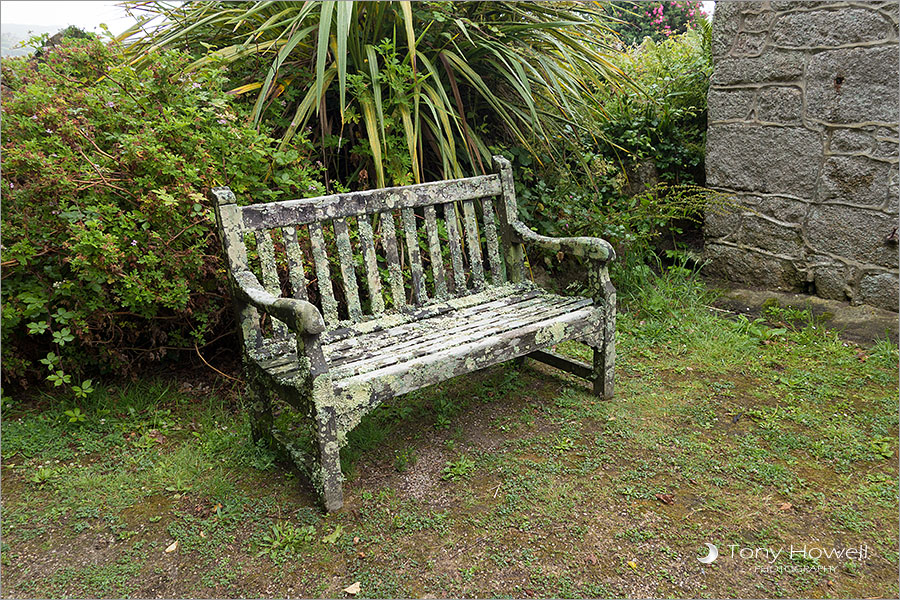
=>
[242,175,502,231]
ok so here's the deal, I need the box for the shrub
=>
[1,35,324,389]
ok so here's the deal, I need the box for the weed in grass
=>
[256,522,316,562]
[442,455,477,481]
[393,446,417,473]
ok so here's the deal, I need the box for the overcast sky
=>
[0,1,142,35]
[1,1,716,37]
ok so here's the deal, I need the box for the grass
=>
[1,265,897,598]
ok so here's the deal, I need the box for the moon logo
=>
[698,543,718,564]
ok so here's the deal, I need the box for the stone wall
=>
[704,1,899,311]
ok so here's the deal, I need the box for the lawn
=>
[2,269,897,598]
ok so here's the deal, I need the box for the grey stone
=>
[755,196,810,223]
[806,205,899,267]
[704,206,741,239]
[732,33,768,57]
[887,166,899,212]
[756,86,803,123]
[739,215,804,257]
[875,138,899,158]
[741,10,775,32]
[706,125,822,195]
[769,1,849,9]
[712,52,804,86]
[858,271,900,311]
[829,128,876,154]
[806,46,900,124]
[812,261,855,300]
[771,8,895,48]
[819,156,893,206]
[704,243,804,290]
[707,88,756,121]
[712,1,744,58]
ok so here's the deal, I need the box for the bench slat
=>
[401,208,427,305]
[333,218,362,321]
[241,175,502,231]
[423,205,448,299]
[443,203,466,294]
[309,222,340,325]
[481,198,505,284]
[357,214,385,315]
[462,200,485,289]
[282,226,309,301]
[379,212,406,310]
[256,230,289,338]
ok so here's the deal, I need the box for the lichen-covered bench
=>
[212,156,615,511]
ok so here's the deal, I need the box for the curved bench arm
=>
[509,221,616,263]
[233,270,326,336]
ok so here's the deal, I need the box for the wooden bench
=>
[212,156,616,511]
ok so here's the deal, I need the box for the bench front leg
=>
[589,262,616,400]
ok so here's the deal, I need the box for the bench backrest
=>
[213,156,525,346]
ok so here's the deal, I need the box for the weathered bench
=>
[212,156,615,511]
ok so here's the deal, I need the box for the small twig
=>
[195,341,244,383]
[492,483,502,498]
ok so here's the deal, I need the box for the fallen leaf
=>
[353,536,360,544]
[607,416,616,422]
[343,581,360,595]
[627,560,638,571]
[655,493,675,505]
[199,531,207,538]
[585,553,598,565]
[358,552,366,558]
[779,502,792,511]
[165,540,178,553]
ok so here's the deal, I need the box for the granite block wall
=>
[704,0,899,311]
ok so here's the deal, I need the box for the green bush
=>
[494,26,714,299]
[1,35,325,389]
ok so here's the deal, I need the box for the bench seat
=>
[251,284,599,417]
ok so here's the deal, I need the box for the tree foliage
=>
[121,1,631,187]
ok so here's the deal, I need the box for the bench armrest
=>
[233,270,326,336]
[510,221,615,263]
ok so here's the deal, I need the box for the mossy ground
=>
[2,272,897,598]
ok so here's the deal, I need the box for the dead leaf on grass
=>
[655,493,675,505]
[165,540,178,553]
[343,581,360,595]
[779,502,792,511]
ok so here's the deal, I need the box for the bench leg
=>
[246,376,274,447]
[314,404,344,512]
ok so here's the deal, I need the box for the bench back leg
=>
[590,265,616,400]
[246,371,275,447]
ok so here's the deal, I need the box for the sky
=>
[1,1,717,36]
[0,1,143,35]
